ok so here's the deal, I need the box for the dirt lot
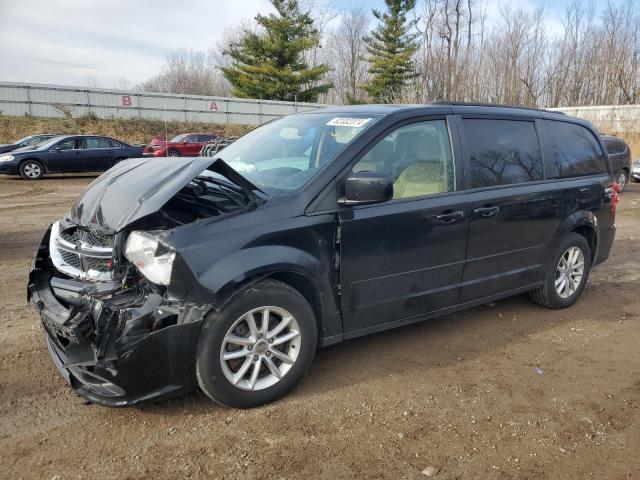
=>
[1,175,639,480]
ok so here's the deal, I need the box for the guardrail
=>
[0,81,325,125]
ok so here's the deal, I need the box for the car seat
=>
[391,130,447,199]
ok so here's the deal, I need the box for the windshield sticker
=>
[326,117,372,128]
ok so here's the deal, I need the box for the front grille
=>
[60,227,82,244]
[87,256,111,272]
[86,230,114,248]
[50,222,115,281]
[60,250,82,270]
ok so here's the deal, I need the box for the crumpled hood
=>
[69,156,245,232]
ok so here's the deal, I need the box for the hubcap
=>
[555,246,585,298]
[168,151,178,157]
[24,163,41,178]
[220,306,301,391]
[617,172,627,186]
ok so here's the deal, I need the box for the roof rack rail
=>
[428,100,566,115]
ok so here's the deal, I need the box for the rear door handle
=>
[434,210,465,223]
[474,206,500,217]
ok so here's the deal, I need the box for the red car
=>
[143,133,219,157]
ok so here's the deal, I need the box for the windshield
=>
[34,136,66,151]
[216,112,379,195]
[14,135,34,145]
[170,134,186,143]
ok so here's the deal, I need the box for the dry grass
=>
[0,115,253,145]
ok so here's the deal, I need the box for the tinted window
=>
[464,119,543,188]
[604,138,626,155]
[82,137,110,149]
[352,120,455,199]
[198,134,215,142]
[57,139,76,150]
[546,121,607,178]
[109,139,124,148]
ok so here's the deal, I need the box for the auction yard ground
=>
[1,175,639,479]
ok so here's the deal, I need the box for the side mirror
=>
[339,171,393,206]
[182,140,188,145]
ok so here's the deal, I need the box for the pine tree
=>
[221,0,332,102]
[363,0,419,103]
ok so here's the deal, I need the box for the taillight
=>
[611,182,620,218]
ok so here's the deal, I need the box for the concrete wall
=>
[0,81,325,125]
[549,105,640,133]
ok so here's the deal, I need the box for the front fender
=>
[165,244,340,338]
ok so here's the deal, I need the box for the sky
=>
[0,0,575,89]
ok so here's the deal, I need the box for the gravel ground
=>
[1,174,639,480]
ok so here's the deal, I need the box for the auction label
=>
[326,117,372,128]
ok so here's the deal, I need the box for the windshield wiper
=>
[191,178,248,208]
[206,158,268,204]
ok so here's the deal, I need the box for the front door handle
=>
[474,206,500,217]
[434,210,465,223]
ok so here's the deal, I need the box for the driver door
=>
[45,138,83,172]
[339,118,469,333]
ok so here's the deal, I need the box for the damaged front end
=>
[28,223,208,406]
[27,157,263,406]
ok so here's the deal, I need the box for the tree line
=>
[140,0,640,107]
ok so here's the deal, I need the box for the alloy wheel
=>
[220,306,301,391]
[555,246,585,298]
[617,171,627,190]
[23,163,41,179]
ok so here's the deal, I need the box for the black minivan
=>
[28,103,617,407]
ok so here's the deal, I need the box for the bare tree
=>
[140,49,230,96]
[323,7,370,103]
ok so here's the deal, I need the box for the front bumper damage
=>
[28,226,207,406]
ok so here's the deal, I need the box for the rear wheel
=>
[529,233,592,309]
[196,280,317,408]
[19,160,44,180]
[167,149,180,157]
[616,170,629,192]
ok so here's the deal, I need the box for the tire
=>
[529,232,592,309]
[196,279,317,408]
[616,170,629,192]
[19,160,44,180]
[167,149,180,157]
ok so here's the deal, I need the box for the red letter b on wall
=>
[122,95,132,107]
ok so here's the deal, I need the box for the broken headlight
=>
[124,231,175,286]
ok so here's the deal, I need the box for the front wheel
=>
[20,160,44,180]
[167,149,180,157]
[196,280,317,408]
[529,233,592,309]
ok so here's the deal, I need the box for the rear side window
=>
[83,137,110,149]
[545,121,607,178]
[464,119,543,188]
[604,138,626,155]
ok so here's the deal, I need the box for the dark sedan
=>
[0,135,145,180]
[0,134,60,154]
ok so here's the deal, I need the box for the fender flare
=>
[546,210,599,263]
[166,245,340,337]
